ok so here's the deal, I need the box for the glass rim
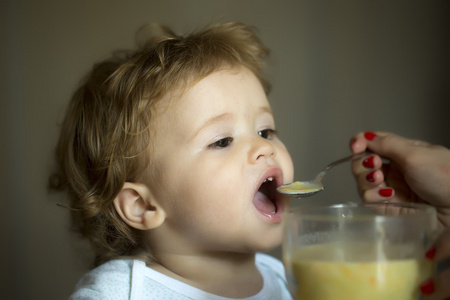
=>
[286,202,437,221]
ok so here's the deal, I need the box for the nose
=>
[250,136,276,162]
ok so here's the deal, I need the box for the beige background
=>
[1,1,449,299]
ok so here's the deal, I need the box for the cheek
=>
[167,172,244,233]
[181,161,248,216]
[278,146,294,183]
[168,161,228,206]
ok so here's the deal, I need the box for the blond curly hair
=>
[49,22,270,267]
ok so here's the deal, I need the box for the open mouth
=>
[253,169,284,220]
[254,177,278,214]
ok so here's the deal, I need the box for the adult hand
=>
[349,131,450,228]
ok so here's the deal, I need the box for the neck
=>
[149,251,263,298]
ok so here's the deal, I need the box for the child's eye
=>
[258,129,277,140]
[208,137,234,149]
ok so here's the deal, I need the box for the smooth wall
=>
[1,1,449,299]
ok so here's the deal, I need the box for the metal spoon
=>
[277,151,372,198]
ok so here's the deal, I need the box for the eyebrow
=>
[189,113,233,141]
[258,106,273,115]
[189,106,274,141]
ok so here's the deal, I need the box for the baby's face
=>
[146,67,294,253]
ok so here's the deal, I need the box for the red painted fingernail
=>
[363,156,375,168]
[364,131,377,141]
[425,247,436,260]
[420,279,434,295]
[366,171,376,182]
[379,188,393,197]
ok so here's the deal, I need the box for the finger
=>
[408,139,431,147]
[355,169,385,195]
[351,154,383,177]
[361,186,394,202]
[352,155,385,199]
[349,132,369,154]
[362,131,429,165]
[421,268,450,300]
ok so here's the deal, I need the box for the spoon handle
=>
[314,151,371,182]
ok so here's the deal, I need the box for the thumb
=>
[364,132,415,164]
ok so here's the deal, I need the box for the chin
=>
[251,229,283,253]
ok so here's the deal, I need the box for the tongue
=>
[253,191,276,213]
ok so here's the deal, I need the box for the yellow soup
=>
[277,181,323,194]
[288,243,433,300]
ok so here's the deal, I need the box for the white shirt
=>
[70,253,293,300]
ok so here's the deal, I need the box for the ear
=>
[113,182,166,230]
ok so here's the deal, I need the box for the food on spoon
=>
[277,181,323,195]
